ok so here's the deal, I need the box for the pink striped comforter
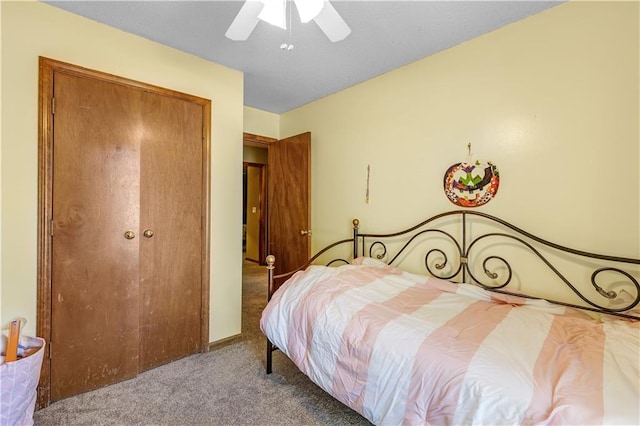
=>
[260,258,640,426]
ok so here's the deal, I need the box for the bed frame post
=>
[266,255,276,374]
[353,218,360,259]
[266,254,276,301]
[461,212,467,283]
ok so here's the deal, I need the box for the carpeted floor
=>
[33,259,371,425]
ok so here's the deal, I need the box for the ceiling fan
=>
[225,0,351,43]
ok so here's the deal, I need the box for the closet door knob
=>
[124,231,136,240]
[143,229,154,238]
[300,229,312,236]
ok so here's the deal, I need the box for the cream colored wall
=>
[0,1,3,328]
[244,106,280,139]
[0,1,244,342]
[281,2,639,285]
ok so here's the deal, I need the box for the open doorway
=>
[242,134,272,343]
[242,131,311,279]
[243,133,273,264]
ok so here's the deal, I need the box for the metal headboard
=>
[351,210,639,320]
[267,210,639,319]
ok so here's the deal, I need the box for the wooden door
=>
[42,58,210,403]
[138,91,203,371]
[50,72,142,400]
[245,163,265,264]
[267,132,311,280]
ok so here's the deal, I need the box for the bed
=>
[260,210,640,425]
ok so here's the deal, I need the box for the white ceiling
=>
[45,0,563,114]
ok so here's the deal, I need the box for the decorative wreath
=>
[443,161,500,207]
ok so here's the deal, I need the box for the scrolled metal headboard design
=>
[352,210,640,320]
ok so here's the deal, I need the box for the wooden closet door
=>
[51,72,141,401]
[49,69,205,401]
[138,91,203,371]
[39,57,210,405]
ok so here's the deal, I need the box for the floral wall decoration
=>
[443,145,500,208]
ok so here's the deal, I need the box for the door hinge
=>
[49,342,52,359]
[50,220,54,237]
[51,97,55,115]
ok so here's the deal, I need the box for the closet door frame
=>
[36,57,212,408]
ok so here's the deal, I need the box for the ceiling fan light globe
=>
[228,0,350,43]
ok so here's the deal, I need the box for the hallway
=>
[241,259,268,340]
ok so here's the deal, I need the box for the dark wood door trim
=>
[37,58,54,409]
[243,162,267,264]
[201,105,212,354]
[37,56,211,407]
[257,164,266,264]
[243,132,277,147]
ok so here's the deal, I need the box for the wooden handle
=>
[5,319,21,362]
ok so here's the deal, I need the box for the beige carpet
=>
[33,259,371,425]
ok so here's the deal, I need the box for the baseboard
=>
[207,334,242,351]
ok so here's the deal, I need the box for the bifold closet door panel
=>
[50,72,141,401]
[137,91,203,372]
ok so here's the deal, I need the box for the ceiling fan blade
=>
[225,1,264,41]
[292,0,324,23]
[313,0,351,42]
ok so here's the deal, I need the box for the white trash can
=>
[0,336,45,426]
